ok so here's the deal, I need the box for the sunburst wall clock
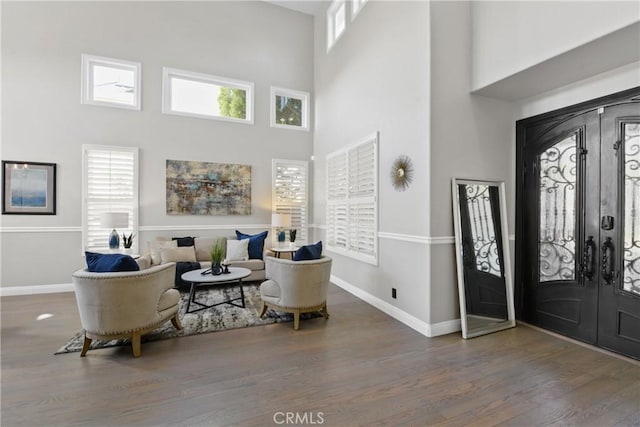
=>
[391,155,414,191]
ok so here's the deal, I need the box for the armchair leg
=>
[80,335,92,357]
[293,310,300,330]
[171,314,183,331]
[259,301,267,318]
[322,304,330,319]
[132,332,142,358]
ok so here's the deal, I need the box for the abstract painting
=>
[2,161,56,215]
[166,160,251,215]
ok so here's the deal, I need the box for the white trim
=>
[270,87,310,131]
[429,319,462,337]
[378,232,430,245]
[162,67,254,124]
[1,283,74,297]
[330,274,432,337]
[0,224,272,233]
[81,54,141,111]
[0,226,82,233]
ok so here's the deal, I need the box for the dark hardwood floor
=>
[2,284,639,426]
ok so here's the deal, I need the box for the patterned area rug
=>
[55,282,320,355]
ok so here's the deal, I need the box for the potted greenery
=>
[209,239,225,275]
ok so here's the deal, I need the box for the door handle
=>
[601,237,616,285]
[582,236,595,281]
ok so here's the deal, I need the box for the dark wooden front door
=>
[517,88,640,360]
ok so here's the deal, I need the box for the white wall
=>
[313,1,432,325]
[1,1,314,287]
[472,0,639,91]
[430,1,515,324]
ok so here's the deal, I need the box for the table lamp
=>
[100,212,129,250]
[271,213,292,244]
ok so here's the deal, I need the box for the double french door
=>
[517,89,640,359]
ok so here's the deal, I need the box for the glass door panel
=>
[539,134,578,282]
[623,122,640,296]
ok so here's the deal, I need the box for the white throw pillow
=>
[148,240,177,265]
[225,239,249,262]
[160,246,197,264]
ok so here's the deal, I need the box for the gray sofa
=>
[140,236,269,282]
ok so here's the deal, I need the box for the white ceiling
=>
[263,0,327,16]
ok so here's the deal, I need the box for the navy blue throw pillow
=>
[172,236,195,247]
[293,241,323,261]
[235,230,268,260]
[85,252,140,273]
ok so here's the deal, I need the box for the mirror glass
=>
[452,179,516,338]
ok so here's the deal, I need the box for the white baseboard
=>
[330,275,460,338]
[1,283,74,297]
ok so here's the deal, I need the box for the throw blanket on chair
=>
[174,262,201,291]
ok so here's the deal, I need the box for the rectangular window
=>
[326,132,378,264]
[82,145,139,253]
[273,159,309,246]
[162,67,254,124]
[270,87,310,131]
[327,0,347,52]
[81,54,141,110]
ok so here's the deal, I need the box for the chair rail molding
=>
[0,224,272,233]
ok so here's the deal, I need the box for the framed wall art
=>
[166,159,251,215]
[2,161,57,215]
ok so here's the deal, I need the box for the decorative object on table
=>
[390,155,414,191]
[222,263,231,274]
[122,233,135,249]
[209,238,225,275]
[2,160,56,215]
[166,159,251,216]
[272,212,292,244]
[289,229,297,243]
[100,212,129,250]
[55,283,324,355]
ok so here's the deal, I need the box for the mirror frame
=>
[452,178,516,339]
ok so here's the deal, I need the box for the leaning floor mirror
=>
[452,179,516,339]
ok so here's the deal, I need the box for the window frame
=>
[326,132,378,265]
[351,0,368,21]
[82,144,139,254]
[270,87,310,131]
[272,159,309,247]
[81,54,141,111]
[327,0,347,52]
[162,67,254,124]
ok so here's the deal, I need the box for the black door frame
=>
[515,86,640,320]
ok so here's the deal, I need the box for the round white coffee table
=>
[181,267,251,314]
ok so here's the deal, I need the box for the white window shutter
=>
[326,132,378,264]
[82,145,139,253]
[272,159,309,245]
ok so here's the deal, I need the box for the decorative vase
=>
[108,229,120,250]
[289,229,297,243]
[211,263,223,275]
[277,230,286,243]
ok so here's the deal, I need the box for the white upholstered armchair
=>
[72,262,182,357]
[259,256,332,330]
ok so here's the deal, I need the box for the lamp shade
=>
[100,212,129,229]
[271,213,292,228]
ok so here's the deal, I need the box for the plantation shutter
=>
[272,159,309,245]
[82,145,139,253]
[326,133,378,264]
